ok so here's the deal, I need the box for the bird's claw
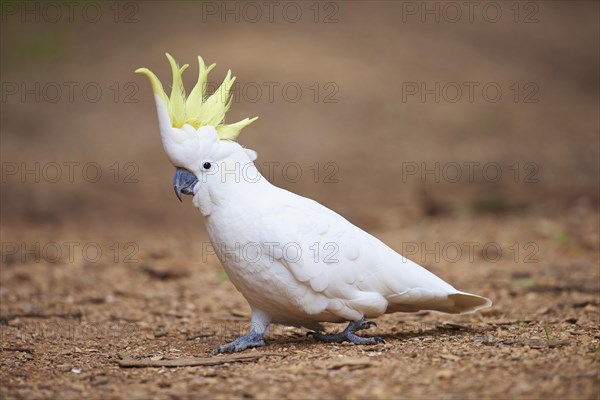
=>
[213,334,266,354]
[308,318,383,345]
[345,333,385,345]
[357,321,377,331]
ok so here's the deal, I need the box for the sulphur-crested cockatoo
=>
[136,54,492,354]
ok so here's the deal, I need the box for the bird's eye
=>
[203,162,212,170]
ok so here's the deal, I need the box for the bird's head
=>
[136,54,258,203]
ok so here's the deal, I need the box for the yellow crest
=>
[136,54,258,140]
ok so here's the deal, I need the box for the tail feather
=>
[446,292,492,314]
[386,290,492,314]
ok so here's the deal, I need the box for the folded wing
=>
[257,189,491,321]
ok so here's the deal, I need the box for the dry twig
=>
[117,352,286,368]
[0,311,83,324]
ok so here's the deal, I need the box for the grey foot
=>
[308,318,384,345]
[214,332,266,354]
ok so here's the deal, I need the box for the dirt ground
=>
[1,207,599,399]
[1,1,599,399]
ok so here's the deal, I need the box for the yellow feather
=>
[216,117,259,140]
[134,68,168,105]
[136,54,257,139]
[186,56,215,119]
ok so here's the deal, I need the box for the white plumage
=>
[195,140,491,338]
[136,54,492,352]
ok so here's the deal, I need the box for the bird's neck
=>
[194,162,273,216]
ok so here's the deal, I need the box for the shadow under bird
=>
[136,54,492,354]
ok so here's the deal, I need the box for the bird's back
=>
[207,184,491,326]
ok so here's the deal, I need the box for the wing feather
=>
[254,188,490,319]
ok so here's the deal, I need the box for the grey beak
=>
[173,168,199,202]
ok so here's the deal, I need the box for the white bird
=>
[136,54,492,353]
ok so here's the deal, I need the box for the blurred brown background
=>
[2,1,598,234]
[1,1,599,399]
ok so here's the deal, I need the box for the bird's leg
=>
[214,310,270,354]
[308,317,384,345]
